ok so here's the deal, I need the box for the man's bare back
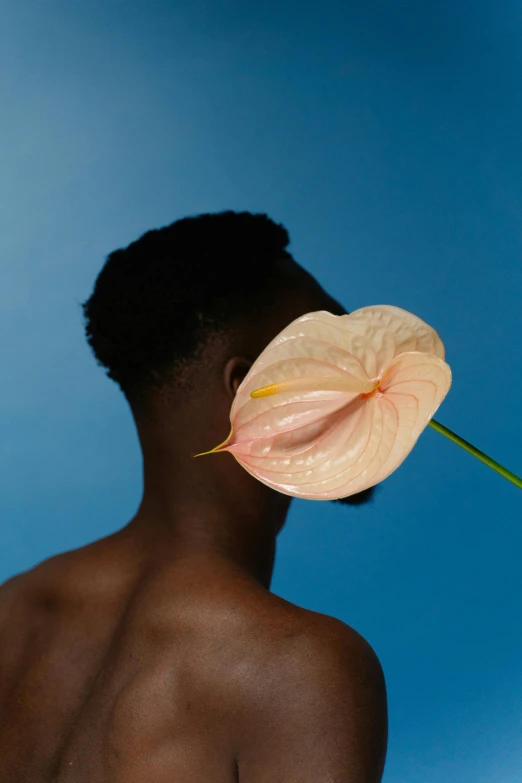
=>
[2,213,388,781]
[0,528,386,783]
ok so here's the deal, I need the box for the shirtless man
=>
[0,211,387,782]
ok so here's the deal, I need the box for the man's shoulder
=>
[219,590,384,711]
[0,548,76,599]
[0,541,111,626]
[238,585,379,659]
[0,571,25,622]
[271,610,386,714]
[0,559,48,610]
[255,600,383,686]
[0,554,66,631]
[226,599,387,782]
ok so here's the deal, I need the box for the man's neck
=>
[124,503,278,590]
[128,408,292,590]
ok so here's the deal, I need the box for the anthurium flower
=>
[197,305,453,499]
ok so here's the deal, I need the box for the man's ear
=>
[223,357,252,398]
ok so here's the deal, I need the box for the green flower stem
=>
[428,419,522,489]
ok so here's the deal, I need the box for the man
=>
[0,211,387,782]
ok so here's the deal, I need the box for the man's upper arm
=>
[237,621,388,783]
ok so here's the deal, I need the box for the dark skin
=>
[0,259,387,782]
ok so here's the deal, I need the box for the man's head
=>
[81,211,376,508]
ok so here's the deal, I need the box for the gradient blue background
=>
[2,1,522,780]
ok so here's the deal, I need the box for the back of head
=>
[81,211,294,413]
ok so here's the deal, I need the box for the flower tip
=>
[193,445,227,458]
[193,426,234,457]
[193,447,216,458]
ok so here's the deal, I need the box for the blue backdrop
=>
[2,1,521,780]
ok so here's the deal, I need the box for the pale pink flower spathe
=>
[201,305,452,500]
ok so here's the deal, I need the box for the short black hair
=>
[81,211,294,410]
